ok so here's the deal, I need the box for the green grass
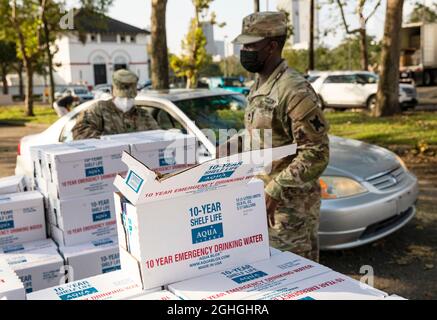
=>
[0,105,58,125]
[326,111,437,147]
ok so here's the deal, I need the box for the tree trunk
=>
[17,62,24,100]
[151,0,169,90]
[24,60,34,116]
[309,0,315,71]
[42,14,55,105]
[359,28,369,71]
[373,0,404,117]
[254,0,260,12]
[1,65,8,95]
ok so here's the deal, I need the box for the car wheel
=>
[367,95,377,112]
[423,71,432,86]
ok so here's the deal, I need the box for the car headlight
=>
[319,176,368,200]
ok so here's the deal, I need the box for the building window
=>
[130,36,136,43]
[90,34,97,42]
[114,56,128,71]
[101,34,117,42]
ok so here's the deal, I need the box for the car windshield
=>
[173,94,247,144]
[307,76,320,83]
[223,79,244,87]
[74,88,88,94]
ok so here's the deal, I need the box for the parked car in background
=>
[200,77,250,95]
[91,84,112,99]
[16,89,418,251]
[54,86,94,104]
[309,71,418,111]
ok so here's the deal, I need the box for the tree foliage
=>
[170,0,216,88]
[408,1,437,23]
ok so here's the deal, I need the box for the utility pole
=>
[309,0,315,71]
[254,0,260,12]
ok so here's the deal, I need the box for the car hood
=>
[324,136,400,181]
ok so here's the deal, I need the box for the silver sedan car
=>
[15,89,419,250]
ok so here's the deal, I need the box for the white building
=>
[53,9,150,87]
[277,0,319,50]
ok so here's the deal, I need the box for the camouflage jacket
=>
[245,60,330,202]
[72,100,160,140]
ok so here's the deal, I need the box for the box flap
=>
[114,144,297,205]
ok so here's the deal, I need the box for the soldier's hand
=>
[265,193,279,228]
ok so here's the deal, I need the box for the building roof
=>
[73,9,150,35]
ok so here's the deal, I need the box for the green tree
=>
[170,0,215,88]
[0,0,44,116]
[0,41,17,95]
[329,0,382,70]
[39,0,63,105]
[199,55,221,77]
[408,1,437,23]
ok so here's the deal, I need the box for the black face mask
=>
[240,42,271,73]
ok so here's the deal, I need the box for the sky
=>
[68,0,435,54]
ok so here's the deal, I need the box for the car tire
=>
[367,95,377,112]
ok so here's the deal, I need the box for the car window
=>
[356,73,378,84]
[74,88,88,94]
[324,75,356,84]
[60,115,78,142]
[224,79,243,87]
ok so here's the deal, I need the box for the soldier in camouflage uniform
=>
[229,12,330,261]
[73,69,160,140]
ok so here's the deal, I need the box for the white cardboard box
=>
[41,139,129,200]
[0,239,57,254]
[0,191,46,247]
[168,251,331,300]
[242,271,388,300]
[26,270,158,300]
[114,145,296,290]
[270,247,282,256]
[130,290,181,300]
[1,243,64,293]
[58,237,120,282]
[0,176,27,195]
[47,192,117,246]
[30,144,63,195]
[101,130,197,174]
[0,260,26,300]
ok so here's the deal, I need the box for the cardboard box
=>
[0,176,28,195]
[242,271,388,300]
[0,191,46,247]
[269,247,282,256]
[114,145,296,290]
[58,237,120,281]
[41,139,129,200]
[1,242,64,293]
[47,192,117,246]
[130,290,181,300]
[0,260,25,300]
[0,239,58,254]
[383,294,407,300]
[26,270,159,300]
[101,130,197,174]
[168,251,331,300]
[30,144,62,195]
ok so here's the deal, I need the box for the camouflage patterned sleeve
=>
[265,93,330,200]
[72,104,104,140]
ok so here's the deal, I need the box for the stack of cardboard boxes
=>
[28,131,196,283]
[0,176,64,294]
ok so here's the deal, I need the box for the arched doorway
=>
[93,55,107,85]
[113,55,128,71]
